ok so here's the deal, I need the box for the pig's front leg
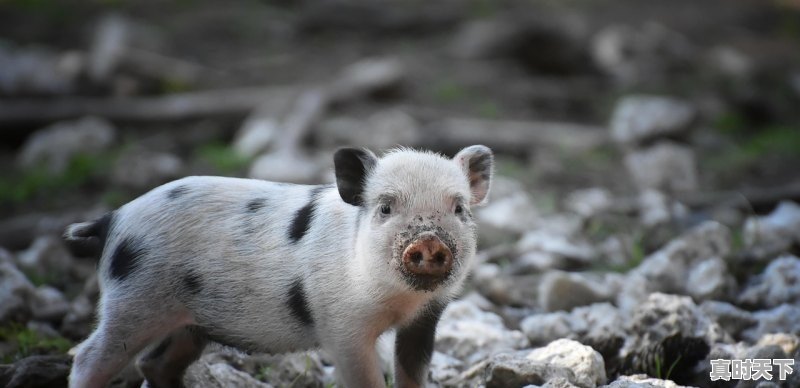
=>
[394,301,447,388]
[325,335,387,388]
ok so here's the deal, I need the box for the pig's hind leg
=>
[69,292,195,388]
[136,325,208,388]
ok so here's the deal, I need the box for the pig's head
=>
[334,145,493,294]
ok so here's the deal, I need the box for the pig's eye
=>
[454,204,464,214]
[380,204,392,215]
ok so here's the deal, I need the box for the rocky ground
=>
[1,1,800,387]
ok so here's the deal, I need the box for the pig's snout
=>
[402,234,453,278]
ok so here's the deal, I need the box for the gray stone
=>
[436,300,530,364]
[637,189,688,227]
[521,303,625,356]
[0,44,82,95]
[743,201,800,259]
[429,351,464,384]
[623,141,698,192]
[756,333,799,356]
[603,374,688,388]
[520,312,573,346]
[742,304,800,343]
[699,301,757,339]
[483,353,576,388]
[477,192,540,234]
[626,293,725,347]
[517,230,594,265]
[0,262,35,323]
[685,257,734,302]
[0,355,72,388]
[112,148,183,189]
[30,286,70,322]
[248,151,321,184]
[740,255,800,308]
[591,23,693,86]
[565,188,613,218]
[610,95,695,145]
[318,109,421,151]
[527,339,607,388]
[232,116,279,159]
[17,116,116,174]
[538,271,618,312]
[618,221,731,312]
[16,235,77,287]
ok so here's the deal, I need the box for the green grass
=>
[0,152,113,206]
[197,142,252,175]
[432,79,468,104]
[654,354,682,381]
[0,323,73,363]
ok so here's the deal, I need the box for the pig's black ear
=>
[454,145,494,206]
[334,148,378,206]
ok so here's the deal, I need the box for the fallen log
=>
[0,86,300,124]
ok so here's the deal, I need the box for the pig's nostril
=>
[433,252,446,265]
[410,251,423,265]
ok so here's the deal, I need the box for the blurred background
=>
[1,0,799,387]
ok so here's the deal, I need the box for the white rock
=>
[0,262,35,322]
[30,285,70,321]
[625,293,726,351]
[483,353,576,388]
[527,339,607,388]
[17,235,76,282]
[743,201,800,258]
[618,221,731,311]
[742,304,800,343]
[757,333,799,357]
[538,271,616,312]
[435,300,530,364]
[521,303,624,351]
[477,192,540,233]
[232,117,279,159]
[610,95,695,145]
[517,230,594,264]
[685,257,733,301]
[18,116,116,174]
[565,188,613,218]
[637,189,688,227]
[112,149,183,189]
[623,141,698,192]
[318,110,420,150]
[739,255,800,308]
[520,312,572,346]
[604,374,688,388]
[0,44,82,95]
[248,151,320,184]
[699,301,756,339]
[591,23,693,86]
[428,351,464,384]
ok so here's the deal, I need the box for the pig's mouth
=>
[393,225,460,292]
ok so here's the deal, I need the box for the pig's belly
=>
[186,288,321,354]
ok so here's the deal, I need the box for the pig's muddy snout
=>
[402,233,454,279]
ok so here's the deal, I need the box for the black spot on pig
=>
[109,237,147,281]
[288,186,329,243]
[287,279,314,326]
[167,185,190,200]
[183,272,203,294]
[246,198,266,213]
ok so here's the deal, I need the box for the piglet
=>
[64,145,494,388]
